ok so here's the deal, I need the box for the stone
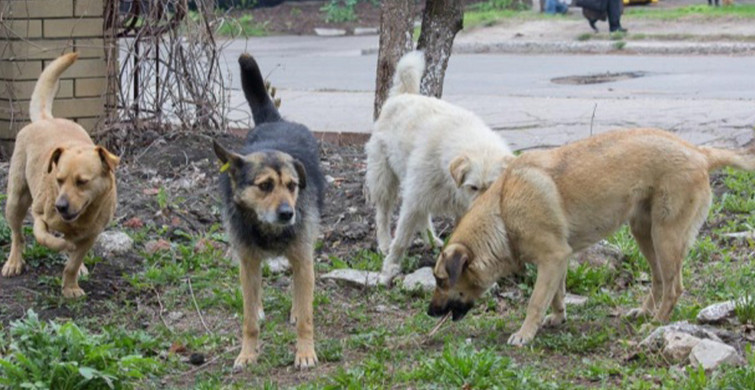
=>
[401,267,436,292]
[689,339,744,370]
[266,257,290,274]
[662,331,702,363]
[145,239,172,254]
[94,231,134,257]
[697,299,744,324]
[314,28,346,37]
[571,240,624,270]
[564,293,588,306]
[189,353,206,366]
[321,269,380,287]
[640,321,723,351]
[167,311,184,322]
[353,27,379,35]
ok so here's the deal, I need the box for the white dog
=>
[366,51,514,285]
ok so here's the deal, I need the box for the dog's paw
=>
[625,307,650,320]
[543,313,566,328]
[294,347,318,370]
[62,286,86,298]
[78,264,89,277]
[1,261,24,277]
[507,329,536,346]
[233,351,258,371]
[378,265,400,287]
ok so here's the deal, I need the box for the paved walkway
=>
[223,13,755,150]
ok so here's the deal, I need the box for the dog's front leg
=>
[61,236,94,298]
[543,272,567,327]
[235,254,262,369]
[289,247,318,369]
[32,216,75,252]
[509,259,568,346]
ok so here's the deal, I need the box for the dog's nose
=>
[55,198,69,214]
[277,204,294,222]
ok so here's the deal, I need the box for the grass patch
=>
[0,310,161,390]
[215,14,267,37]
[625,4,755,20]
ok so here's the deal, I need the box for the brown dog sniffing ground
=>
[2,53,120,298]
[428,128,755,346]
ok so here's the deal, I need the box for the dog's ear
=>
[449,155,471,188]
[47,147,64,173]
[96,146,120,172]
[445,248,469,287]
[293,160,307,189]
[213,140,243,172]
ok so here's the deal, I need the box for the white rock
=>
[325,175,336,184]
[401,267,436,292]
[266,257,290,274]
[167,311,184,322]
[321,269,380,287]
[94,231,134,257]
[697,299,747,324]
[354,27,379,35]
[689,339,744,370]
[314,28,346,37]
[564,293,588,306]
[662,331,702,363]
[640,321,722,350]
[571,240,624,270]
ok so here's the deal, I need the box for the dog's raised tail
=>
[29,52,78,122]
[388,51,425,98]
[239,54,281,125]
[702,144,755,172]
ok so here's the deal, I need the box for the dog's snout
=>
[55,197,69,214]
[277,203,294,222]
[427,303,449,318]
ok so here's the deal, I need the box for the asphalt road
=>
[219,35,755,150]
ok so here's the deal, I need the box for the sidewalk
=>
[225,13,755,150]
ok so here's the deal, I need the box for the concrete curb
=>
[362,40,755,56]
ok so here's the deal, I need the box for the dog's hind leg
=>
[365,141,399,255]
[626,209,662,319]
[287,243,318,369]
[651,189,711,323]
[234,248,262,369]
[2,179,32,277]
[61,236,94,298]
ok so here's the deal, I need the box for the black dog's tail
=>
[239,54,281,125]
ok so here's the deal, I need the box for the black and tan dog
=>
[2,53,119,297]
[428,128,755,346]
[213,54,325,369]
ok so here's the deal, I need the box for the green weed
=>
[0,310,161,390]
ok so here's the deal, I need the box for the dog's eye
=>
[76,179,89,186]
[257,180,273,192]
[56,178,64,185]
[469,185,479,192]
[287,182,297,192]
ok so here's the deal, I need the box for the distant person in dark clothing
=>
[578,0,626,33]
[607,0,627,33]
[708,0,720,6]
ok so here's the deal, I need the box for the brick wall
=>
[0,0,110,142]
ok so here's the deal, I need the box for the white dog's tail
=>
[29,52,78,122]
[388,51,425,98]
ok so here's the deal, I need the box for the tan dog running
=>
[2,53,119,298]
[428,128,755,346]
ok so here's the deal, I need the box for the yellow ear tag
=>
[219,162,231,173]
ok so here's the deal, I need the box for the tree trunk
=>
[416,0,463,99]
[373,0,415,120]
